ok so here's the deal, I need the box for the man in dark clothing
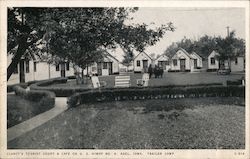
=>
[148,64,153,78]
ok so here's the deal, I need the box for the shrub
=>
[13,85,55,110]
[7,83,28,92]
[67,85,245,107]
[227,80,242,85]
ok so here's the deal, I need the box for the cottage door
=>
[142,60,148,72]
[180,59,186,72]
[194,59,198,69]
[97,62,102,76]
[162,61,166,70]
[60,63,66,77]
[19,60,25,83]
[108,62,113,75]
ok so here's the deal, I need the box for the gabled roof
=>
[174,48,193,59]
[190,51,202,59]
[155,54,170,61]
[103,50,120,62]
[133,52,153,61]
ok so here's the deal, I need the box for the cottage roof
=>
[103,50,120,62]
[155,54,169,61]
[190,51,203,59]
[174,48,193,59]
[133,52,153,61]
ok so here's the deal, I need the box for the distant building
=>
[133,52,153,73]
[231,56,245,72]
[7,54,75,85]
[190,52,203,69]
[170,48,194,72]
[85,51,120,76]
[207,50,245,72]
[207,50,220,71]
[155,54,171,71]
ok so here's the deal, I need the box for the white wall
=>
[208,51,219,70]
[231,57,244,72]
[133,52,152,72]
[155,55,171,71]
[170,50,192,71]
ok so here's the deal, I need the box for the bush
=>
[227,80,242,85]
[13,85,55,110]
[7,83,28,92]
[67,85,245,107]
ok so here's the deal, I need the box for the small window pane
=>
[34,62,37,72]
[173,59,177,66]
[56,64,60,71]
[137,60,140,66]
[26,61,30,73]
[211,58,215,65]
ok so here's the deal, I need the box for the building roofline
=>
[133,52,153,61]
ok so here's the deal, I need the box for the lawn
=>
[8,97,245,149]
[46,78,92,89]
[99,72,243,88]
[7,94,47,128]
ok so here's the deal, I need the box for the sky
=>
[111,7,245,61]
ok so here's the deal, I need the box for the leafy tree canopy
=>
[164,32,245,60]
[7,7,175,80]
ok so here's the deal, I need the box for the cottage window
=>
[14,64,18,74]
[235,58,238,65]
[166,61,170,65]
[26,60,30,73]
[34,62,37,72]
[210,58,215,65]
[56,64,60,71]
[173,59,177,66]
[103,62,108,69]
[158,61,163,67]
[66,62,70,71]
[137,60,140,67]
[92,67,96,72]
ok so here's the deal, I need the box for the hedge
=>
[13,85,55,111]
[29,77,76,96]
[30,76,222,97]
[67,85,245,107]
[227,80,243,85]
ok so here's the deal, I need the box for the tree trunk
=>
[81,68,84,84]
[73,64,81,85]
[7,34,29,81]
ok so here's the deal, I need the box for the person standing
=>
[148,64,153,78]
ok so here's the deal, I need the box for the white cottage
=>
[170,48,194,72]
[7,54,75,85]
[155,54,171,71]
[190,52,203,69]
[86,52,119,76]
[133,52,153,73]
[207,50,244,72]
[231,56,245,72]
[207,50,220,71]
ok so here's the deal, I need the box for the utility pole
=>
[226,26,230,37]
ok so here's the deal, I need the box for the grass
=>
[46,78,92,89]
[99,72,244,88]
[7,94,47,128]
[8,97,245,149]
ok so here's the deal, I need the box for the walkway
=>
[7,97,68,142]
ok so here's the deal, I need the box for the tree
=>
[7,8,58,81]
[8,8,175,82]
[121,48,134,71]
[164,32,244,64]
[215,31,245,70]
